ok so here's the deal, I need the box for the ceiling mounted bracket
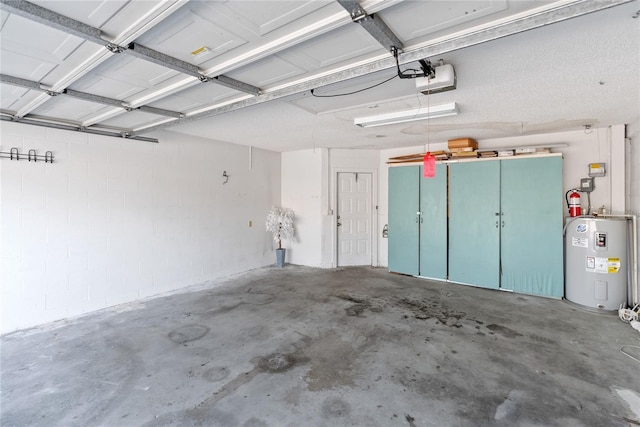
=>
[337,0,366,21]
[106,43,125,54]
[392,47,434,79]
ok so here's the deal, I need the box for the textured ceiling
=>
[0,0,638,151]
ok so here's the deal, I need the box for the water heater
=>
[565,218,628,311]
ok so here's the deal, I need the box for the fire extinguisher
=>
[567,190,582,217]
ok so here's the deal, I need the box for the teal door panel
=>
[419,163,447,279]
[449,161,500,288]
[500,157,564,297]
[388,166,419,275]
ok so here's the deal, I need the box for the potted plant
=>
[265,207,295,267]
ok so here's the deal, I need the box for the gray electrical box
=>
[588,163,606,177]
[580,177,594,192]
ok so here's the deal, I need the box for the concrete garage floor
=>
[2,266,640,427]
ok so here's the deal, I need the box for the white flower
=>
[266,207,295,249]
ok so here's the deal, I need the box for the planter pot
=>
[276,248,286,268]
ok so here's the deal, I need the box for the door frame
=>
[332,167,378,268]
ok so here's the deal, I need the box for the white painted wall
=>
[281,148,381,268]
[0,122,281,334]
[281,149,324,267]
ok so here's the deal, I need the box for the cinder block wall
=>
[0,123,281,333]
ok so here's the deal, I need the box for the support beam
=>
[138,105,183,119]
[358,14,404,52]
[212,75,261,96]
[132,0,631,136]
[337,0,404,51]
[126,42,201,79]
[0,74,184,118]
[0,114,158,143]
[64,88,123,108]
[0,0,106,45]
[0,73,41,91]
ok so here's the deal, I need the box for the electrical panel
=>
[588,163,606,177]
[580,177,594,192]
[594,232,607,250]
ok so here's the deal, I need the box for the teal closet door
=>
[500,157,564,297]
[388,166,419,275]
[449,161,500,288]
[419,163,447,279]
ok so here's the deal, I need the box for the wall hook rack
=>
[0,147,54,163]
[222,171,229,184]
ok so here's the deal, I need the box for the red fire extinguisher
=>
[568,191,582,217]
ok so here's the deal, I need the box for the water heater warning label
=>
[607,257,621,273]
[572,237,588,248]
[586,256,621,273]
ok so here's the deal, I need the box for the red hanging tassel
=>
[423,152,436,178]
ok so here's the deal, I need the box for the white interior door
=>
[337,172,372,266]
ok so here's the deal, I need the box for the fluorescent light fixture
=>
[354,102,458,128]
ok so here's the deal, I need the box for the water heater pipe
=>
[594,214,638,306]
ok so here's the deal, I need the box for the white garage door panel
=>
[31,97,114,123]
